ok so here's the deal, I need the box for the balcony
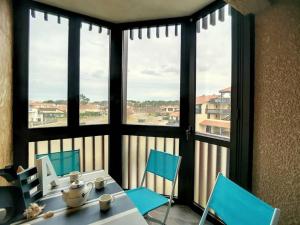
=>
[208,98,231,104]
[1,0,299,225]
[206,109,231,115]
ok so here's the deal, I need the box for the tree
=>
[80,94,90,104]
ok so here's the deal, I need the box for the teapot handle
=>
[86,181,94,194]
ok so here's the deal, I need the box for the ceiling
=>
[34,0,215,23]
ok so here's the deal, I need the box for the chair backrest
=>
[17,167,43,207]
[145,149,181,182]
[202,173,280,225]
[36,149,80,176]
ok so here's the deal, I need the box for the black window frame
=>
[12,1,254,224]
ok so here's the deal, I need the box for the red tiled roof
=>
[200,119,230,129]
[219,87,231,93]
[196,95,218,105]
[170,111,180,117]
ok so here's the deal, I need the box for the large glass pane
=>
[80,23,110,125]
[28,11,68,128]
[195,6,232,138]
[125,26,181,126]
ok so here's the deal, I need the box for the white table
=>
[13,170,148,225]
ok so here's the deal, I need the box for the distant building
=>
[38,108,65,119]
[161,105,179,113]
[196,87,231,137]
[28,107,43,123]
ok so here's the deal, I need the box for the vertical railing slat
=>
[198,141,202,204]
[92,136,95,170]
[216,146,221,177]
[136,136,140,187]
[47,140,51,154]
[163,137,166,195]
[206,143,212,201]
[145,136,149,187]
[128,135,131,189]
[34,142,38,155]
[82,137,86,172]
[60,139,64,174]
[101,135,105,169]
[154,137,157,192]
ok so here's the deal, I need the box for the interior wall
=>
[0,0,13,183]
[253,0,300,224]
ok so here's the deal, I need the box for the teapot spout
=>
[61,189,69,198]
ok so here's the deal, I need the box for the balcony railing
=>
[122,135,179,196]
[194,141,229,207]
[28,135,109,173]
[27,132,229,210]
[209,98,231,104]
[206,108,231,115]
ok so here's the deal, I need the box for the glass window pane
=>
[125,26,181,126]
[195,6,232,139]
[80,23,110,125]
[28,11,68,128]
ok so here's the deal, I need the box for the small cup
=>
[95,177,106,190]
[99,194,114,211]
[69,171,82,183]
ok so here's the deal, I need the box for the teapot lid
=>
[70,180,84,189]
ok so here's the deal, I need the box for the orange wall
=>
[0,0,13,177]
[253,0,300,224]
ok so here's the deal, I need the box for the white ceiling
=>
[34,0,215,23]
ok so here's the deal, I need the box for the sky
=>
[29,6,231,102]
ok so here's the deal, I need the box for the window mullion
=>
[68,17,80,128]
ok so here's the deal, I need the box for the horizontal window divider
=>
[26,125,110,142]
[28,0,114,28]
[121,125,182,138]
[194,133,230,148]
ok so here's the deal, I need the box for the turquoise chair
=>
[126,149,181,225]
[199,173,280,225]
[36,150,80,176]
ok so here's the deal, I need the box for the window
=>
[195,6,232,138]
[80,23,110,125]
[125,26,181,126]
[28,11,68,128]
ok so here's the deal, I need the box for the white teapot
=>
[61,180,93,208]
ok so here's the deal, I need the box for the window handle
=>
[186,126,193,141]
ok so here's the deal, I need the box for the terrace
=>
[0,0,299,225]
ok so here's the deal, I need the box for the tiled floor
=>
[146,205,212,225]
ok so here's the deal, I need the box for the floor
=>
[146,205,212,225]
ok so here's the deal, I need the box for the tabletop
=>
[12,170,148,225]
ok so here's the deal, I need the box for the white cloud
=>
[29,9,232,102]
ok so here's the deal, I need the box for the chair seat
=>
[126,187,169,215]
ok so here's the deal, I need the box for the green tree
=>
[80,94,90,104]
